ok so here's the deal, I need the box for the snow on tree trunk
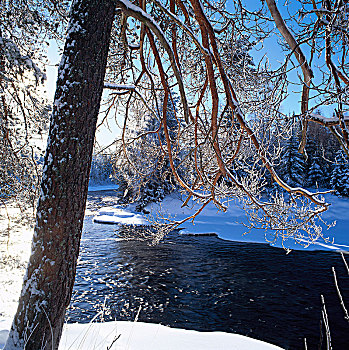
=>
[4,0,115,349]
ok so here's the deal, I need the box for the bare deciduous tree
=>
[105,0,334,247]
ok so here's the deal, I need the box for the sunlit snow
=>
[0,319,283,350]
[93,208,147,225]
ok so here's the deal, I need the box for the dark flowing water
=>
[67,191,349,349]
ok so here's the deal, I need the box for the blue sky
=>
[44,0,335,148]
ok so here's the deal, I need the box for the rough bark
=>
[4,0,115,349]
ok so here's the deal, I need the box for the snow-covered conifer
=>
[331,150,349,196]
[4,1,115,348]
[279,123,306,187]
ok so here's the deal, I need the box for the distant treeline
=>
[88,154,116,186]
[90,121,349,203]
[271,122,349,196]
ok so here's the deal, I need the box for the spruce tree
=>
[116,92,179,210]
[331,149,349,196]
[305,139,326,188]
[279,124,306,187]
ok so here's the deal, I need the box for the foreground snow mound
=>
[0,320,11,350]
[58,321,283,350]
[93,207,147,226]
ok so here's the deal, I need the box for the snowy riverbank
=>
[0,190,285,349]
[92,190,349,252]
[0,318,283,349]
[1,187,349,349]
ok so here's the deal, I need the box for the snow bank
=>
[0,319,283,350]
[181,232,218,237]
[0,205,33,320]
[93,207,147,225]
[146,193,349,252]
[0,320,11,350]
[58,321,283,350]
[88,188,349,251]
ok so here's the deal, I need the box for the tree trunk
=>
[5,0,115,349]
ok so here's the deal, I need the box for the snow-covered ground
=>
[0,318,283,350]
[146,193,349,252]
[0,205,33,321]
[93,208,147,225]
[1,186,349,349]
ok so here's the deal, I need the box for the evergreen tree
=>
[307,160,324,187]
[89,154,115,186]
[331,149,349,196]
[279,124,306,187]
[5,1,115,348]
[305,139,326,188]
[115,92,180,211]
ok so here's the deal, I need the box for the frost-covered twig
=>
[321,295,332,350]
[341,253,349,275]
[332,267,349,323]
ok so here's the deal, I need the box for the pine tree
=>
[5,1,115,348]
[115,92,180,210]
[89,154,115,186]
[307,160,324,187]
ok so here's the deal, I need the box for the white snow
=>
[93,208,147,225]
[310,113,349,125]
[0,319,283,350]
[104,83,136,90]
[145,193,349,252]
[90,190,349,251]
[0,205,33,320]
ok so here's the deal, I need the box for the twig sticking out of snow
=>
[341,252,349,275]
[321,295,332,350]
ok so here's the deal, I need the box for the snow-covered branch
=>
[309,113,349,127]
[104,83,136,90]
[113,0,190,123]
[0,36,46,84]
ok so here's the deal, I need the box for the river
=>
[67,191,349,349]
